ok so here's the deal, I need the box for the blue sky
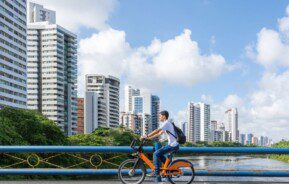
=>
[105,0,287,121]
[34,0,289,141]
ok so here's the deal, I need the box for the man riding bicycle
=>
[140,110,179,182]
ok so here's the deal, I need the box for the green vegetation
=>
[69,127,139,146]
[183,141,247,147]
[0,107,139,180]
[269,141,289,163]
[0,107,68,145]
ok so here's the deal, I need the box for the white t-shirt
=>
[159,120,179,147]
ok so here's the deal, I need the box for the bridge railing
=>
[0,146,289,177]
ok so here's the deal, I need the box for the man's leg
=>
[153,145,175,175]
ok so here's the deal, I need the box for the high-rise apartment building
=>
[0,0,27,109]
[246,133,253,145]
[142,113,152,136]
[187,102,210,142]
[26,3,78,135]
[239,133,246,145]
[187,102,200,142]
[225,108,239,142]
[77,98,84,134]
[210,120,218,131]
[84,92,98,133]
[84,92,96,134]
[131,91,160,131]
[119,111,152,136]
[120,112,142,135]
[28,2,55,24]
[263,136,270,147]
[199,103,210,141]
[181,122,188,138]
[86,74,120,128]
[84,91,107,134]
[209,120,217,142]
[151,95,160,131]
[252,136,259,145]
[124,85,140,112]
[258,136,265,147]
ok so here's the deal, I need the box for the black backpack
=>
[167,122,186,144]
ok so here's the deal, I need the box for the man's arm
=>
[148,129,164,140]
[147,129,161,137]
[140,128,164,140]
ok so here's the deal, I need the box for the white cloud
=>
[256,28,285,68]
[201,94,214,104]
[78,28,229,95]
[250,71,289,121]
[245,70,289,141]
[243,5,289,140]
[152,29,227,86]
[245,43,256,60]
[278,5,289,35]
[250,5,289,68]
[208,93,285,140]
[78,29,129,95]
[28,0,117,31]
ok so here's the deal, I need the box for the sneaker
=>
[146,171,157,177]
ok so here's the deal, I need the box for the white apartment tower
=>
[26,3,78,135]
[28,3,55,24]
[199,103,210,141]
[84,91,107,133]
[132,91,160,131]
[124,85,140,112]
[84,92,98,134]
[0,0,27,109]
[187,102,200,142]
[86,74,120,128]
[225,108,239,142]
[187,102,210,142]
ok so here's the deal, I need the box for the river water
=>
[179,155,289,182]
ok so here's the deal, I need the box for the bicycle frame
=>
[138,152,181,176]
[130,139,191,177]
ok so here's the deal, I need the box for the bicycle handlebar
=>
[130,139,147,151]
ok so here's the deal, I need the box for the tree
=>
[0,107,68,145]
[69,127,139,146]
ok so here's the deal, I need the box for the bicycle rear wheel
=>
[118,159,146,184]
[167,159,195,184]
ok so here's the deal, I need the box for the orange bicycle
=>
[118,139,195,184]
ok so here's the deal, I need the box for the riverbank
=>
[269,141,289,163]
[270,154,289,163]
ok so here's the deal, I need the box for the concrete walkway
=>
[0,181,288,184]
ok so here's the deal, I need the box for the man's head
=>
[159,110,169,122]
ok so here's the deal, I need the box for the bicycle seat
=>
[167,151,176,160]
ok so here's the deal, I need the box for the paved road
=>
[0,181,288,184]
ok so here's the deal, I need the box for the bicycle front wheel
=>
[118,159,146,184]
[167,159,195,184]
